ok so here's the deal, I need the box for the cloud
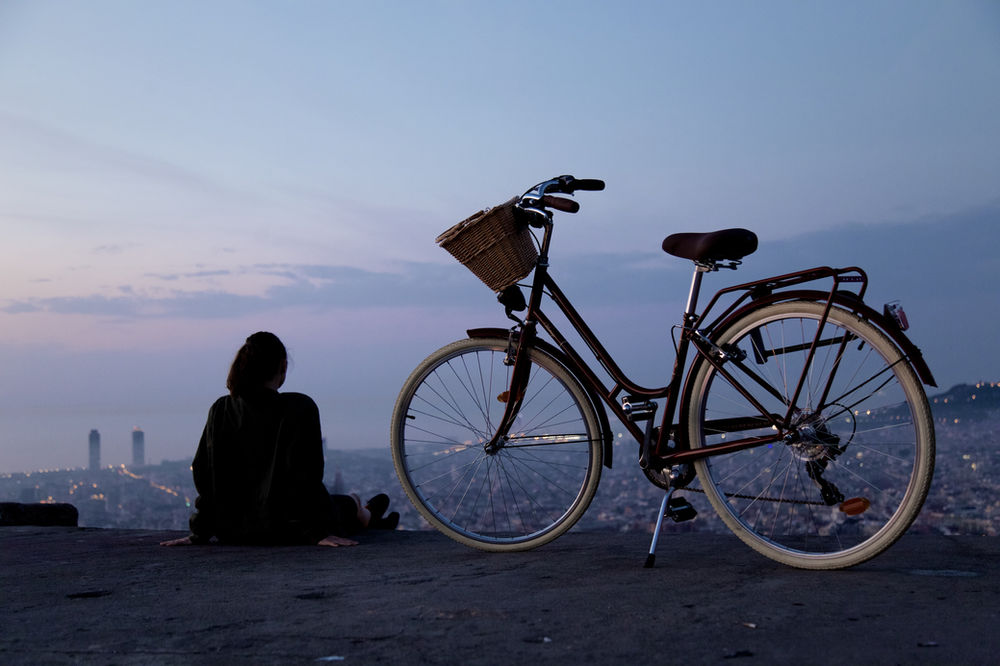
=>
[2,203,997,394]
[93,243,139,255]
[1,302,42,314]
[0,111,252,205]
[1,253,669,321]
[0,262,467,320]
[186,270,231,278]
[145,269,234,282]
[27,295,148,318]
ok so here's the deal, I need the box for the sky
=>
[1,1,998,473]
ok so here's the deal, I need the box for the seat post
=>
[684,263,712,319]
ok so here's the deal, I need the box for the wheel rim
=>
[692,306,931,563]
[395,342,600,546]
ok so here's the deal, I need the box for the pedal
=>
[623,396,658,470]
[666,497,697,523]
[622,396,656,422]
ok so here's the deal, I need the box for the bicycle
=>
[390,175,936,570]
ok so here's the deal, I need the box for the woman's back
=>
[191,388,332,544]
[163,331,392,549]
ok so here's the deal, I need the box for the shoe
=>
[365,494,390,522]
[372,511,399,530]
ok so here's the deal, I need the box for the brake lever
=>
[515,197,551,228]
[526,175,576,197]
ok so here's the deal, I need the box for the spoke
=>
[848,440,916,465]
[407,401,484,438]
[496,452,547,531]
[453,355,494,434]
[408,449,483,485]
[500,447,585,501]
[828,364,902,415]
[419,367,490,442]
[765,457,796,536]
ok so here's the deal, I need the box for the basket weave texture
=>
[436,197,538,292]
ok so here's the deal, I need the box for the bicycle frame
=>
[486,216,933,472]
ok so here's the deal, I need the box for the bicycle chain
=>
[684,486,828,506]
[643,463,827,505]
[642,456,828,506]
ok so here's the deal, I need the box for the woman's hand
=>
[160,535,194,547]
[318,535,358,548]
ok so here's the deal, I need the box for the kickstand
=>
[644,489,674,568]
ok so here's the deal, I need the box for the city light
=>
[2,379,999,534]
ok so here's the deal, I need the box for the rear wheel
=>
[391,337,603,551]
[685,301,935,569]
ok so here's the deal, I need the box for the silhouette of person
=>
[161,332,397,548]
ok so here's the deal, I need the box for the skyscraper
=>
[132,427,145,467]
[88,429,100,471]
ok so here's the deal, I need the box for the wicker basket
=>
[436,197,538,292]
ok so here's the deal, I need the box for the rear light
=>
[884,301,909,331]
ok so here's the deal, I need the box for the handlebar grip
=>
[571,179,605,192]
[542,195,580,213]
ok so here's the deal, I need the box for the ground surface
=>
[2,527,997,664]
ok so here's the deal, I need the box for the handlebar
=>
[516,175,604,226]
[570,178,605,192]
[542,195,579,213]
[525,174,605,196]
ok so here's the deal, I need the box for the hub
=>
[784,411,843,462]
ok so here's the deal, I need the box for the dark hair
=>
[226,332,287,397]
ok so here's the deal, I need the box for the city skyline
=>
[4,379,995,476]
[2,391,995,537]
[71,426,148,475]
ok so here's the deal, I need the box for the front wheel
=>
[684,301,935,569]
[391,337,603,551]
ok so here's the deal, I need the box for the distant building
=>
[132,427,145,467]
[88,429,100,471]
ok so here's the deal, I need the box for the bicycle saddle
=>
[662,228,758,263]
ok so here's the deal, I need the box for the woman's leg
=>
[328,494,365,535]
[350,493,372,528]
[329,492,396,533]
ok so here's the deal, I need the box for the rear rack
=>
[694,266,868,333]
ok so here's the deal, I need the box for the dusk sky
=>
[1,1,998,473]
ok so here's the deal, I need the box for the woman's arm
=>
[160,535,194,546]
[282,394,338,543]
[186,399,226,544]
[317,535,358,547]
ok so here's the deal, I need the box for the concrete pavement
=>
[2,527,997,664]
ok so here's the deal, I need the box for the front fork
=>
[483,320,538,454]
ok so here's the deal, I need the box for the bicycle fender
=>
[709,290,937,387]
[466,327,614,469]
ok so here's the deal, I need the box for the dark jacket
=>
[189,388,334,544]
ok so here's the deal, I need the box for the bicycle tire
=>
[391,337,603,551]
[684,301,935,569]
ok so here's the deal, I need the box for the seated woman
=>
[161,332,396,548]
